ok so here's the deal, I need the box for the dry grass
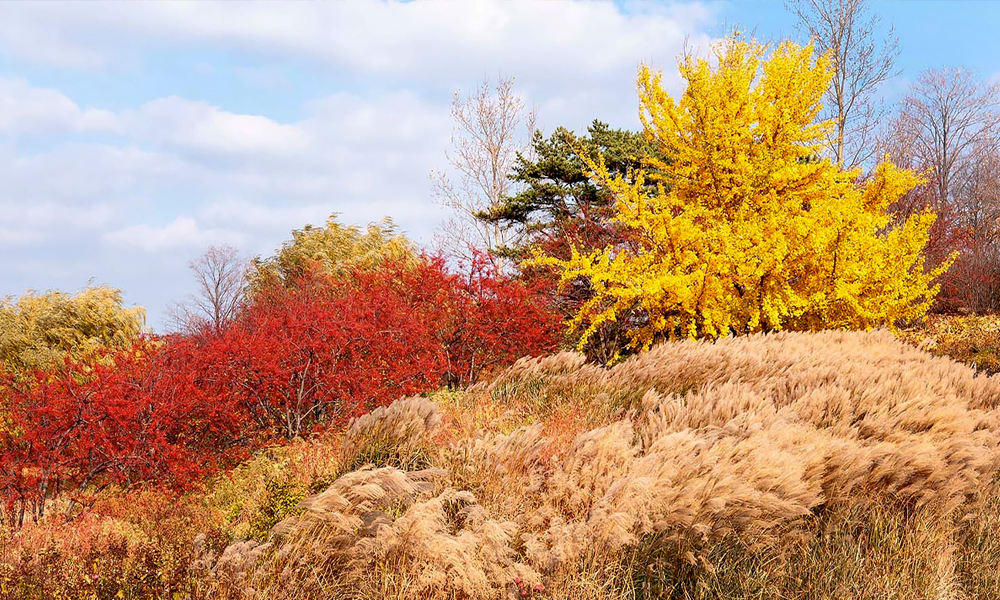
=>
[900,313,1000,375]
[5,329,1000,599]
[201,329,1000,599]
[0,489,226,600]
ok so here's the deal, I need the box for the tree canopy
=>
[537,37,951,353]
[0,287,145,376]
[478,120,663,261]
[249,214,415,291]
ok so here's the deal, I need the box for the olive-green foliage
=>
[248,214,416,291]
[478,120,664,261]
[208,452,313,543]
[246,480,306,542]
[0,286,145,375]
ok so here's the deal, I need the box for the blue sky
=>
[1,1,997,330]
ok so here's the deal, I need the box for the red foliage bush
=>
[0,255,561,521]
[425,253,562,387]
[0,340,243,525]
[192,262,448,438]
[887,170,1000,315]
[179,255,560,439]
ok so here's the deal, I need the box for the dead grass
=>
[900,313,1000,375]
[5,329,1000,599]
[202,329,1000,600]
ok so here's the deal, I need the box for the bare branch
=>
[787,0,899,170]
[169,245,249,334]
[431,75,537,268]
[890,67,1000,205]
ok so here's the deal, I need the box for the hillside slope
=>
[202,329,1000,600]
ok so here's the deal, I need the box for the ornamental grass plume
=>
[206,329,1000,600]
[339,395,443,472]
[215,467,540,600]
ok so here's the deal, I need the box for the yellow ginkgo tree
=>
[537,36,952,352]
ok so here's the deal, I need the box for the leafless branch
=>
[788,0,899,170]
[168,244,249,334]
[431,75,537,269]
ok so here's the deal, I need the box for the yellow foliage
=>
[0,286,145,375]
[536,37,952,353]
[249,213,415,290]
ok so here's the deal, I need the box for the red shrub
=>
[427,253,561,386]
[190,256,560,438]
[0,255,562,521]
[195,264,448,438]
[0,340,243,525]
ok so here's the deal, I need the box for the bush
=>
[538,37,949,351]
[899,314,1000,374]
[0,489,222,600]
[175,256,559,441]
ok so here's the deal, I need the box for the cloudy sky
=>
[2,1,998,330]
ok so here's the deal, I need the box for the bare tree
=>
[947,132,1000,312]
[168,244,248,334]
[788,0,899,170]
[431,76,536,268]
[885,69,1000,313]
[954,133,1000,241]
[892,68,1000,206]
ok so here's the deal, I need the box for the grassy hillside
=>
[4,328,1000,599]
[901,314,1000,375]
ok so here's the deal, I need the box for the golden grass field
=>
[5,324,1000,599]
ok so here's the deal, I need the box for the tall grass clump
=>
[195,329,1000,599]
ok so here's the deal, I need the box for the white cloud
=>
[1,143,190,203]
[0,3,110,68]
[304,90,451,148]
[198,198,334,232]
[0,85,455,258]
[0,86,452,237]
[0,0,719,328]
[120,96,311,157]
[0,2,716,88]
[2,200,116,230]
[0,77,116,135]
[0,226,43,246]
[103,216,244,252]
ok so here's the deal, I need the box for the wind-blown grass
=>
[202,329,1000,600]
[5,329,1000,599]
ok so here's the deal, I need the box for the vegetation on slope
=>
[5,21,998,600]
[4,329,1000,599]
[901,314,1000,375]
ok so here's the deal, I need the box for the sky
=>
[1,1,998,331]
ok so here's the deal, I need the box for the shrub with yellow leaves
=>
[537,36,952,353]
